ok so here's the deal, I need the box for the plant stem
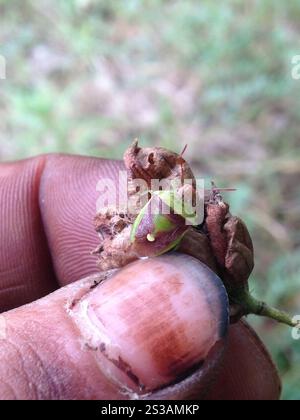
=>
[233,290,299,328]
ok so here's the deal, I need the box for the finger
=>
[206,321,281,400]
[0,154,122,311]
[0,157,58,312]
[39,154,124,286]
[0,255,228,400]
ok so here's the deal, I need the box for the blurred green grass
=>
[0,0,300,399]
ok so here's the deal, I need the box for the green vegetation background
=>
[0,0,300,400]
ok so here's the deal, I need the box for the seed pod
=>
[205,200,254,291]
[124,139,195,194]
[205,201,229,268]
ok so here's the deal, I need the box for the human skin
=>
[0,154,281,400]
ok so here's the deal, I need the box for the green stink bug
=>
[130,187,198,257]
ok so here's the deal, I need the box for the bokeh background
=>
[0,0,300,399]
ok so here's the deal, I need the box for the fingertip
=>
[39,154,124,285]
[0,156,58,311]
[0,255,228,400]
[71,254,228,396]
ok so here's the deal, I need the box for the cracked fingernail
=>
[70,253,228,395]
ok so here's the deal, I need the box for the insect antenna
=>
[178,144,188,185]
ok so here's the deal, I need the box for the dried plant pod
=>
[94,205,134,238]
[205,201,230,268]
[124,139,195,195]
[205,200,254,290]
[177,227,218,273]
[93,206,138,271]
[92,141,299,330]
[223,215,254,289]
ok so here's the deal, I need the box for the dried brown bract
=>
[205,201,229,268]
[205,199,254,291]
[93,206,138,271]
[124,139,195,193]
[223,215,254,289]
[177,227,218,273]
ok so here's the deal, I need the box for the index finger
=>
[39,154,125,286]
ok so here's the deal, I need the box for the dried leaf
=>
[205,200,254,290]
[178,227,218,273]
[223,216,254,287]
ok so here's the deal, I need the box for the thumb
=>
[0,253,228,400]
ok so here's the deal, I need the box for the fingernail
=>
[70,253,228,395]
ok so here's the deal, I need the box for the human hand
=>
[0,154,281,400]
